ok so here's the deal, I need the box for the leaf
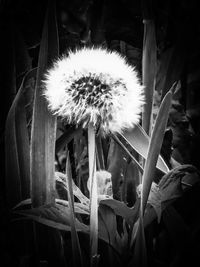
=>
[142,19,157,135]
[114,219,129,255]
[30,0,59,207]
[107,138,132,200]
[55,172,90,206]
[100,199,139,226]
[111,134,144,174]
[14,204,89,233]
[159,164,200,205]
[131,216,147,267]
[119,123,169,174]
[5,70,33,208]
[56,200,89,215]
[13,198,32,209]
[14,198,89,215]
[140,165,200,228]
[65,150,83,267]
[133,90,172,267]
[141,90,172,214]
[137,182,162,223]
[98,205,118,250]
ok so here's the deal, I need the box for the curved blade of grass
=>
[14,198,89,215]
[65,150,83,267]
[119,124,169,174]
[141,90,172,215]
[30,0,58,207]
[142,19,157,135]
[133,91,172,267]
[88,123,99,267]
[14,204,89,233]
[5,70,33,208]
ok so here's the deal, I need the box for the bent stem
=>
[88,123,98,267]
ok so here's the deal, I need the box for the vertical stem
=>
[88,123,98,267]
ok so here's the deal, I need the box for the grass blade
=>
[132,215,147,267]
[111,134,144,174]
[142,19,157,135]
[88,123,99,267]
[65,150,83,267]
[141,90,172,215]
[133,91,172,267]
[5,71,32,208]
[30,0,58,207]
[119,124,169,174]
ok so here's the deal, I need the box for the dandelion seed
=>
[43,47,144,135]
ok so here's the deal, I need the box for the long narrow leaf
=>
[30,0,58,207]
[5,70,33,208]
[111,134,144,174]
[119,124,169,174]
[65,150,83,267]
[14,204,89,233]
[142,19,157,135]
[55,171,90,206]
[133,92,172,267]
[141,90,172,215]
[132,215,147,267]
[133,91,172,267]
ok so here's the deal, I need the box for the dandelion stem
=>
[88,123,99,267]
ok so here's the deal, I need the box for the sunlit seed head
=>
[43,47,144,134]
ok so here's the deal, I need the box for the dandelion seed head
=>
[43,47,144,134]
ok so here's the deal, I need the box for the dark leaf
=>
[14,204,89,233]
[30,0,59,207]
[5,70,33,208]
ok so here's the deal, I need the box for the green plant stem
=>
[88,123,99,267]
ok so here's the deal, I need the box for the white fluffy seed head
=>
[43,47,144,134]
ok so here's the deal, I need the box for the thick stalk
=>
[88,123,98,267]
